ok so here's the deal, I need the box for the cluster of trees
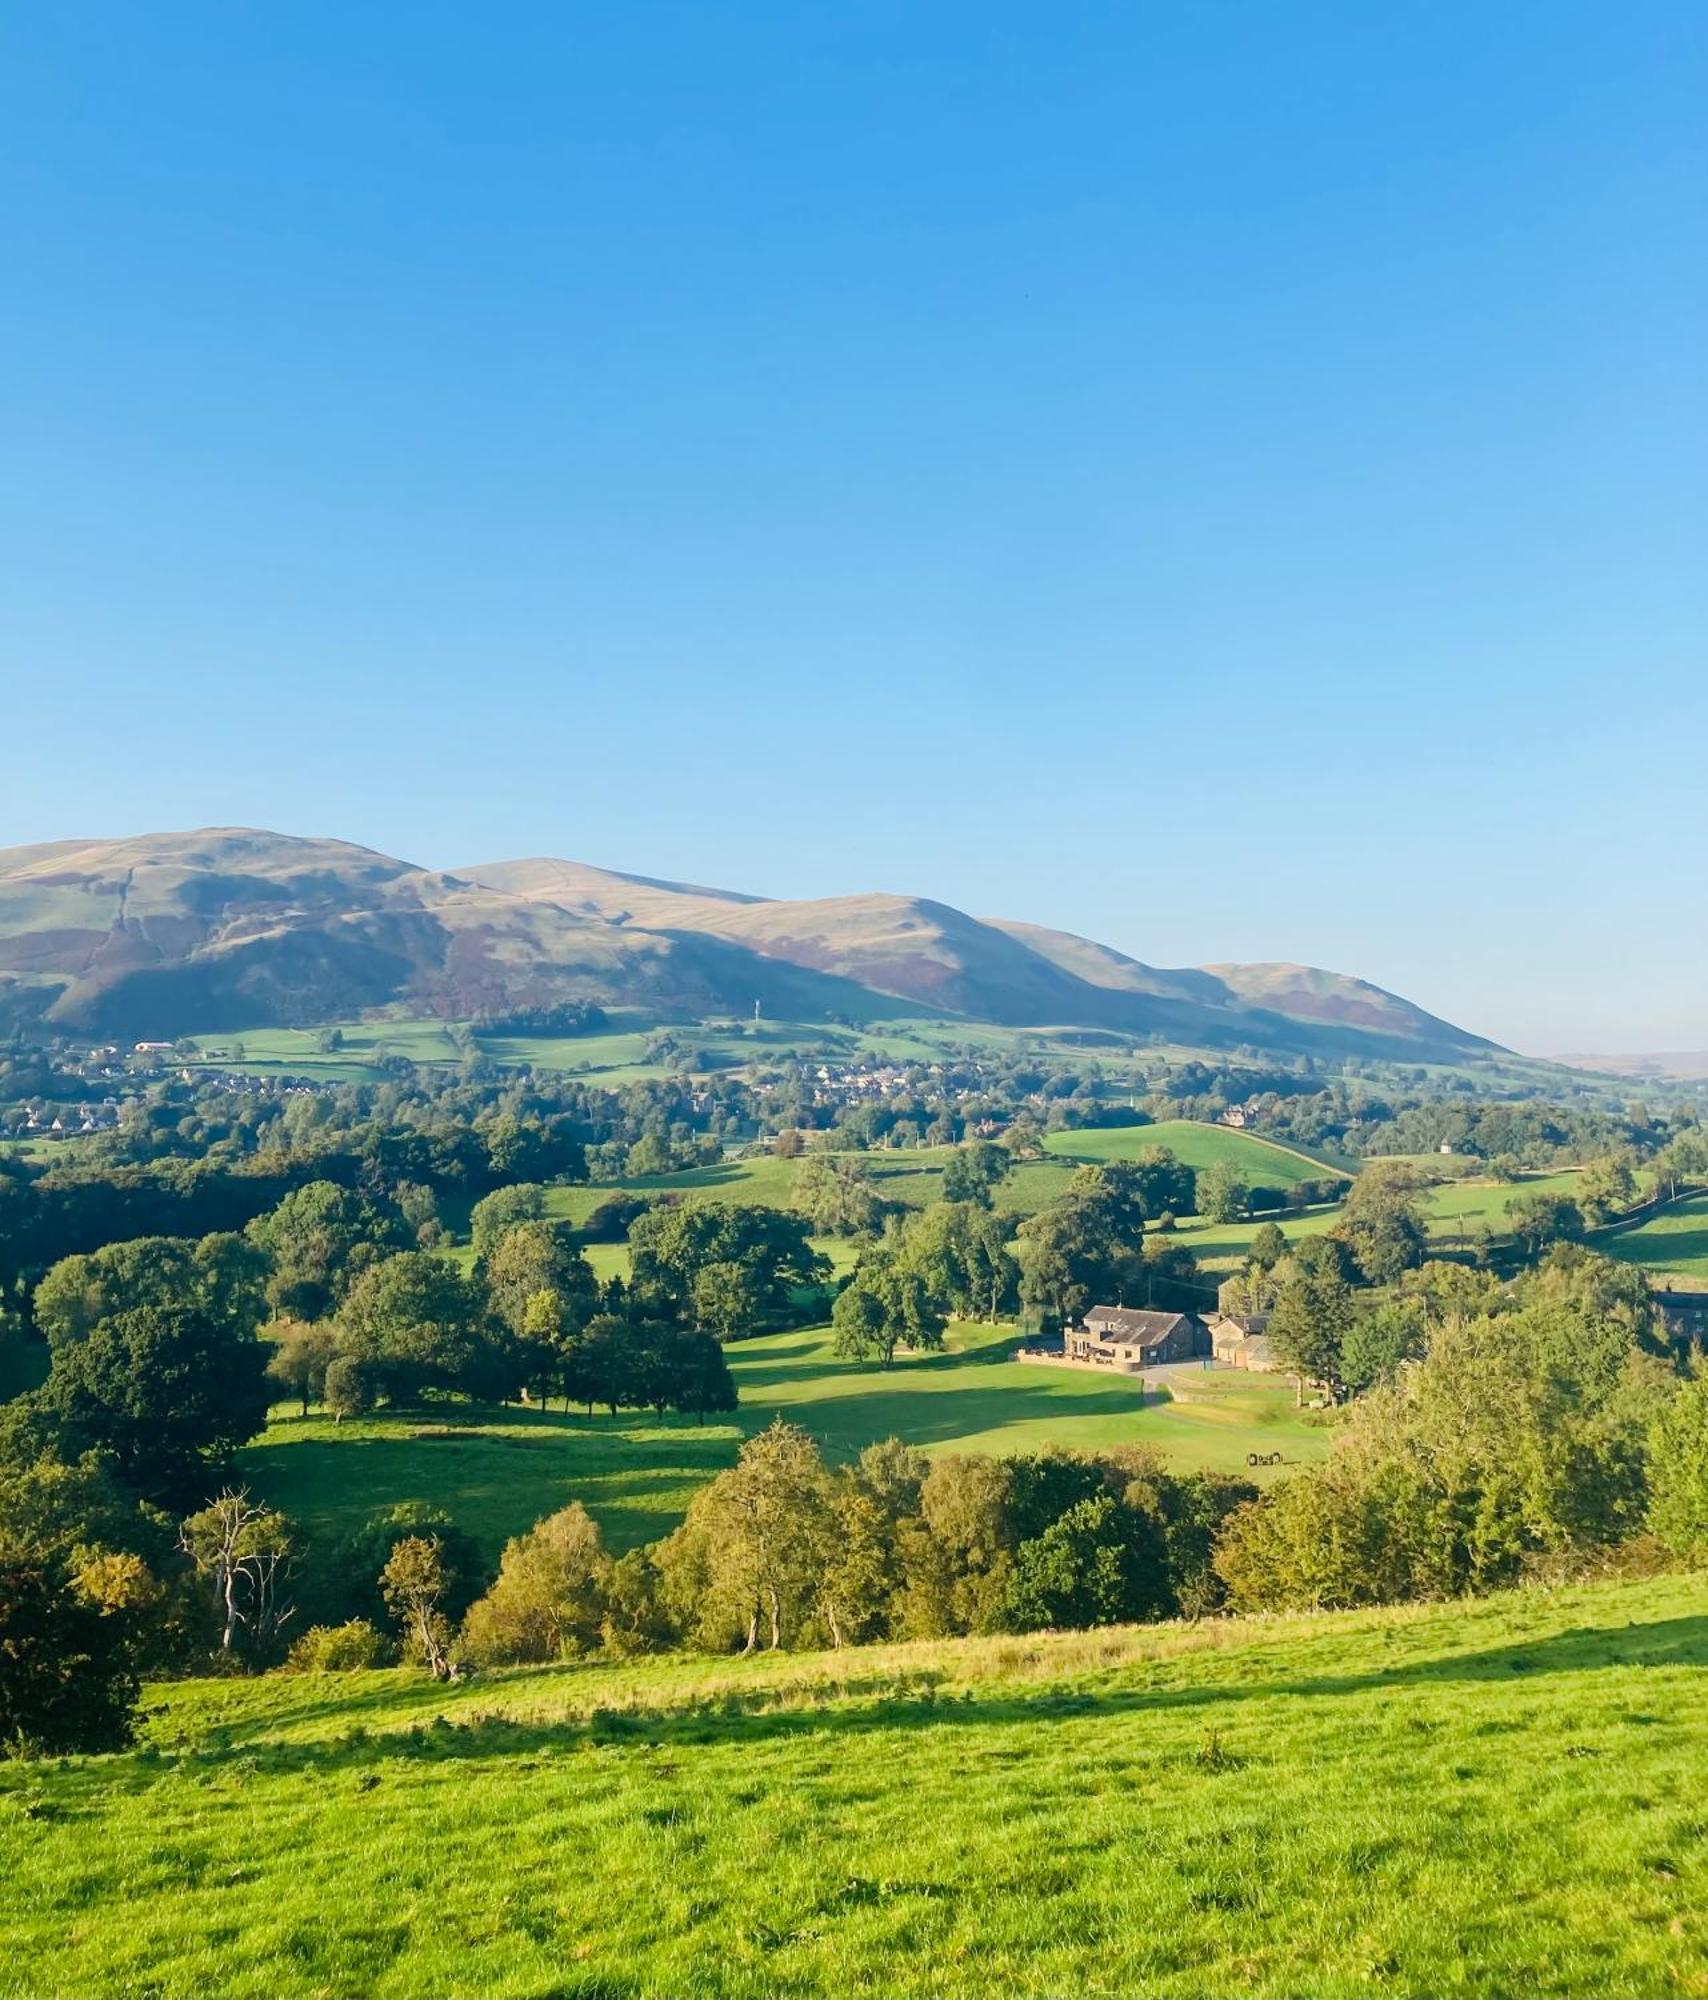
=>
[10,1174,766,1446]
[470,1000,607,1037]
[796,1151,1219,1364]
[1016,1162,1206,1332]
[1216,1250,1703,1609]
[411,1425,1257,1670]
[0,1416,1252,1744]
[833,1202,1018,1366]
[10,1235,1708,1751]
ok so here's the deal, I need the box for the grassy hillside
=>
[3,1572,1702,1997]
[238,1324,1324,1559]
[544,1122,1330,1236]
[187,1019,668,1084]
[1042,1119,1337,1186]
[1418,1168,1589,1235]
[537,1147,1087,1238]
[1603,1190,1708,1280]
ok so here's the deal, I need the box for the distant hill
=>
[1556,1050,1708,1080]
[0,827,1499,1057]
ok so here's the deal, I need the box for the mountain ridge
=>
[0,826,1499,1058]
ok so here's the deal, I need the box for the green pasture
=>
[479,1027,658,1074]
[541,1146,1077,1231]
[1043,1119,1335,1187]
[504,1125,1350,1286]
[0,1136,75,1162]
[178,1011,1157,1087]
[1602,1190,1708,1281]
[538,1122,1337,1250]
[726,1323,1321,1474]
[185,1017,672,1084]
[241,1323,1323,1562]
[1418,1168,1588,1237]
[1164,1203,1344,1273]
[5,1572,1703,1998]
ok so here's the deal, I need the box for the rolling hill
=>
[3,1572,1701,1998]
[0,826,1497,1058]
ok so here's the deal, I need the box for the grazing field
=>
[1043,1120,1337,1187]
[0,1136,77,1163]
[726,1325,1320,1475]
[540,1146,1082,1231]
[543,1121,1338,1242]
[179,1012,1185,1087]
[1602,1190,1708,1281]
[1162,1203,1345,1273]
[4,1573,1703,1998]
[186,1018,668,1083]
[240,1326,1324,1561]
[1418,1168,1588,1238]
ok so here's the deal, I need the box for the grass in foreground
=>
[3,1572,1704,1998]
[240,1327,1325,1559]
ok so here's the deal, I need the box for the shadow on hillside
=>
[734,1334,829,1364]
[1616,1226,1708,1269]
[757,1384,1156,1454]
[628,1164,755,1192]
[250,1435,738,1497]
[109,1613,1708,1799]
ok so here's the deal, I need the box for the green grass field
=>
[1602,1191,1708,1281]
[186,1018,672,1084]
[539,1146,1082,1231]
[1042,1119,1336,1187]
[183,1012,1173,1088]
[542,1121,1331,1241]
[1163,1204,1344,1272]
[4,1571,1702,1998]
[1418,1168,1588,1238]
[0,1136,79,1163]
[240,1325,1324,1561]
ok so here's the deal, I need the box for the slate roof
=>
[1081,1306,1195,1346]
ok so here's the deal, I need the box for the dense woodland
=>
[4,1024,1708,1755]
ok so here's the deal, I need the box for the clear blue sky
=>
[2,4,1704,1054]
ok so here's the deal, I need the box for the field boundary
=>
[1584,1180,1705,1243]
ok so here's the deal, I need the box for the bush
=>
[1648,1376,1708,1558]
[328,1504,487,1634]
[0,1561,139,1755]
[580,1194,658,1244]
[285,1620,390,1671]
[323,1354,377,1422]
[460,1504,610,1665]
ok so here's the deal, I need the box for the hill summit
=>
[0,827,1493,1057]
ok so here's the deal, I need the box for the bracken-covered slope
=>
[0,827,1497,1056]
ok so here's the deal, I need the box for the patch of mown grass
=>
[3,1574,1703,1998]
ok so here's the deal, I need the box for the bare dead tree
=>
[179,1491,297,1657]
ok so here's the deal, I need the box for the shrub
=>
[0,1561,138,1755]
[1648,1375,1708,1558]
[286,1620,390,1671]
[460,1503,610,1665]
[322,1355,376,1422]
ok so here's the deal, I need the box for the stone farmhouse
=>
[1206,1311,1276,1372]
[1062,1305,1210,1371]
